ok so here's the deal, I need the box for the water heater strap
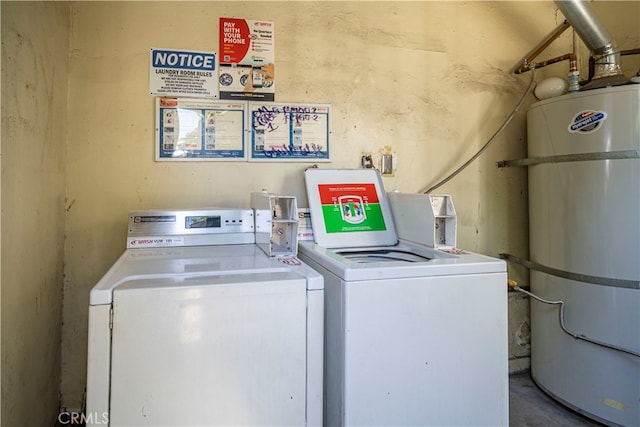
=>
[500,253,640,290]
[497,149,639,168]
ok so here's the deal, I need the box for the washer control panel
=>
[126,208,254,248]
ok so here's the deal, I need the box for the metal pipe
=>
[554,0,623,79]
[513,21,571,74]
[555,0,612,52]
[511,285,640,358]
[515,52,576,74]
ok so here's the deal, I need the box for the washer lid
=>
[90,244,323,305]
[304,168,397,248]
[298,240,506,281]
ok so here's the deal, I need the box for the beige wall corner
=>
[1,2,70,425]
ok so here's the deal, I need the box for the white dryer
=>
[85,208,324,427]
[297,168,508,427]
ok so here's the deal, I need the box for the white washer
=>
[85,208,324,427]
[298,169,508,427]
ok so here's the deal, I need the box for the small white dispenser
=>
[251,191,299,256]
[387,192,457,249]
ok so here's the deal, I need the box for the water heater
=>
[527,84,639,426]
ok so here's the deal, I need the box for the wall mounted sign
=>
[249,102,331,162]
[155,97,247,161]
[219,18,275,101]
[317,183,387,233]
[150,48,218,98]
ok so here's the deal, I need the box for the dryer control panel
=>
[127,208,255,248]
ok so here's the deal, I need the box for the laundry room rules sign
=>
[150,48,218,98]
[317,184,387,233]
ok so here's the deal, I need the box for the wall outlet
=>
[361,153,374,169]
[380,153,393,175]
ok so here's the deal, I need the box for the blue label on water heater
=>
[568,110,607,134]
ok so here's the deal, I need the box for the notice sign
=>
[219,18,275,101]
[150,48,218,98]
[317,184,387,233]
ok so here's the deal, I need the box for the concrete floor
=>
[56,371,604,426]
[510,371,604,427]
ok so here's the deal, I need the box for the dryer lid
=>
[304,168,398,248]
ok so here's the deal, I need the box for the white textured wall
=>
[1,2,70,425]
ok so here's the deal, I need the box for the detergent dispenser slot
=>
[387,192,457,249]
[430,195,457,248]
[251,192,299,256]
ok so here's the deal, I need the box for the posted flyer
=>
[219,18,275,101]
[155,97,247,161]
[249,103,331,161]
